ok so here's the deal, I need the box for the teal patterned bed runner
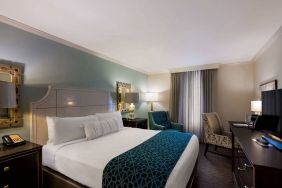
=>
[102,131,193,188]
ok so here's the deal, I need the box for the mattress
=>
[43,127,199,188]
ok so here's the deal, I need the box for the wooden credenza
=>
[230,122,282,188]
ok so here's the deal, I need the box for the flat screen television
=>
[262,89,282,132]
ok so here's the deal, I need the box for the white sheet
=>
[43,128,199,188]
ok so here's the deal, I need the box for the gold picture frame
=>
[0,60,24,129]
[116,81,131,113]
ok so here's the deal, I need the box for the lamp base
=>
[128,103,135,119]
[128,112,135,119]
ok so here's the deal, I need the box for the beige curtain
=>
[201,69,216,113]
[169,69,217,141]
[169,73,183,122]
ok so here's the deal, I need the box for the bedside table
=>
[0,141,42,188]
[122,118,148,129]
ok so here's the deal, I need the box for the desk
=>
[230,121,282,188]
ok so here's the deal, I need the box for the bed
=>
[31,86,199,188]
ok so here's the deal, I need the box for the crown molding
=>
[252,25,282,62]
[169,63,220,73]
[0,15,149,75]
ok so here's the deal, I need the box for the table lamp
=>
[0,81,17,118]
[145,92,158,111]
[250,100,262,124]
[251,100,262,115]
[125,92,139,119]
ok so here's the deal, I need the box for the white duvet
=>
[43,128,199,188]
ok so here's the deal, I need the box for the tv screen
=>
[262,89,282,132]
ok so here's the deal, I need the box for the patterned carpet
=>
[192,144,233,188]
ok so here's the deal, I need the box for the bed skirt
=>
[42,160,198,188]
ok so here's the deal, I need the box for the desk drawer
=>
[234,148,253,188]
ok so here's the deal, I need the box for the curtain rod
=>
[169,63,220,73]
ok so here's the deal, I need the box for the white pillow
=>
[83,118,119,140]
[46,115,97,145]
[96,111,124,130]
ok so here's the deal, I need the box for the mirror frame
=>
[116,81,131,113]
[0,61,23,129]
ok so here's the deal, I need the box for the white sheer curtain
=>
[178,71,202,138]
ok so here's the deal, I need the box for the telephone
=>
[2,134,26,146]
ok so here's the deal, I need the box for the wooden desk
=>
[230,121,282,188]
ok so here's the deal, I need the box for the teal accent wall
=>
[0,22,148,140]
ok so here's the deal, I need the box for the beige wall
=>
[215,63,254,129]
[147,73,171,111]
[253,27,282,98]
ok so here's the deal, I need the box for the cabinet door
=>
[0,151,40,188]
[137,120,147,129]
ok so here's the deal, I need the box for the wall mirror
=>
[116,81,131,113]
[0,60,23,128]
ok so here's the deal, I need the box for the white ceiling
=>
[1,0,282,74]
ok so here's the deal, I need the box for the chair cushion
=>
[152,111,171,129]
[206,113,222,134]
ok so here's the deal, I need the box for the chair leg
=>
[204,143,209,156]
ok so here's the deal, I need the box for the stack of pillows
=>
[46,111,124,145]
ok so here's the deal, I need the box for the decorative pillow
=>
[83,118,119,140]
[46,115,97,145]
[96,111,124,130]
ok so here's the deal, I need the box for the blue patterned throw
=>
[102,131,193,188]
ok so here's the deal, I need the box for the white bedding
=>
[43,128,199,188]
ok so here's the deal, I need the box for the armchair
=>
[202,112,233,156]
[148,111,183,132]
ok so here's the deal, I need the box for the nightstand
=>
[0,141,42,188]
[122,118,148,129]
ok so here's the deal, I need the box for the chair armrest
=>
[154,124,166,130]
[171,122,184,132]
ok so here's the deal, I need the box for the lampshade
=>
[125,92,139,104]
[251,100,262,113]
[145,92,158,102]
[0,81,17,108]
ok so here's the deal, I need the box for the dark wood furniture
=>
[0,141,42,188]
[230,121,282,188]
[122,118,148,129]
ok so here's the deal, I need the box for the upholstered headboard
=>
[30,86,116,145]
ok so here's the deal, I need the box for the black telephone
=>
[2,134,26,146]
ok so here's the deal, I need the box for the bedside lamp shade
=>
[125,92,139,104]
[251,100,262,114]
[145,92,158,111]
[0,81,17,108]
[145,92,158,102]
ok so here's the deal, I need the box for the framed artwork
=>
[260,80,277,92]
[116,81,131,113]
[0,60,24,129]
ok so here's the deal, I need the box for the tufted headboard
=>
[30,86,116,145]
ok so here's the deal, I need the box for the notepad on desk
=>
[233,123,249,127]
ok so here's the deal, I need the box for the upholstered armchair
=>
[148,111,183,132]
[202,112,233,156]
